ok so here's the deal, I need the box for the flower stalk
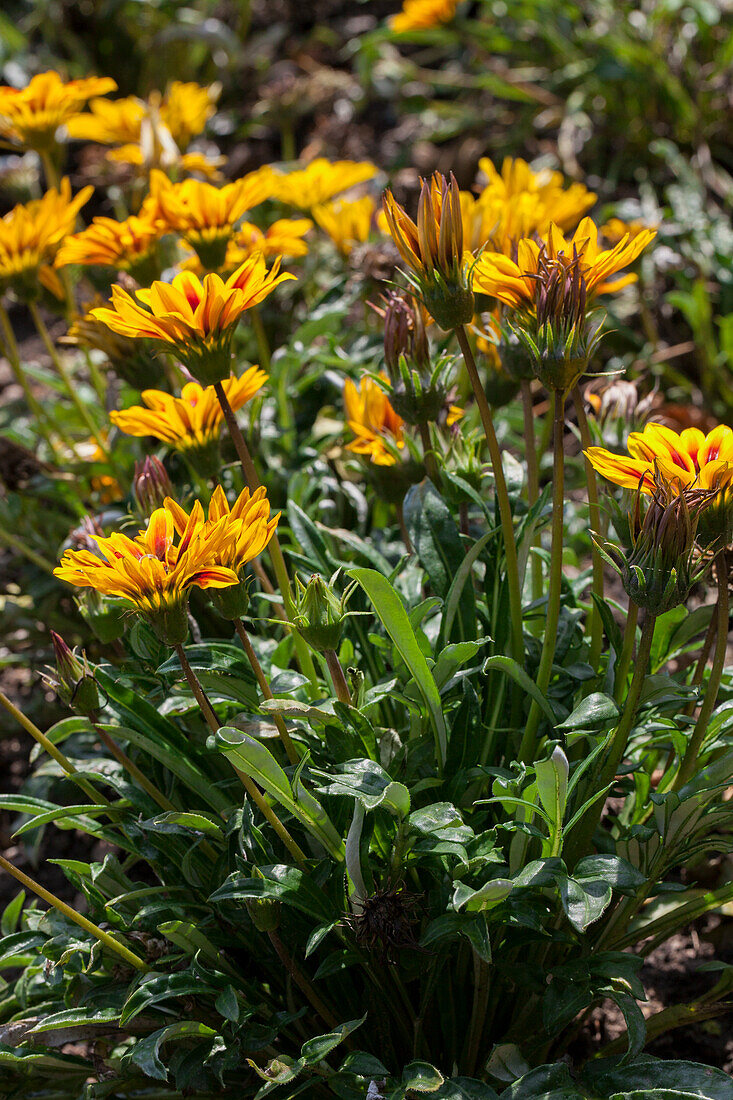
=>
[213,379,319,690]
[572,383,604,670]
[455,325,523,667]
[174,643,307,865]
[0,853,148,972]
[519,389,566,762]
[234,618,299,765]
[674,550,729,789]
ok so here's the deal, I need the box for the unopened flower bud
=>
[133,456,174,516]
[44,632,100,715]
[245,870,281,931]
[596,472,714,615]
[381,293,450,425]
[293,573,347,653]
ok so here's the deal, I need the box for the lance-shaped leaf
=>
[216,727,344,860]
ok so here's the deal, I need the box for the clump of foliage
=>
[0,7,732,1099]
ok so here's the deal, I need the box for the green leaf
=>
[157,643,257,707]
[348,567,447,768]
[404,480,476,643]
[215,726,344,859]
[121,973,217,1026]
[453,878,513,913]
[124,1021,217,1081]
[557,693,620,731]
[402,1061,445,1092]
[440,529,497,647]
[211,865,337,923]
[535,747,568,832]
[313,759,410,817]
[482,656,556,726]
[28,1007,121,1033]
[581,1056,733,1099]
[300,1016,366,1065]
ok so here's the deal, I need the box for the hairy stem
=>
[613,600,639,703]
[521,379,543,608]
[572,384,604,672]
[325,648,352,705]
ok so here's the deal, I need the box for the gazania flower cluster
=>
[272,158,377,210]
[54,504,239,645]
[91,257,293,384]
[0,179,92,300]
[68,81,220,176]
[165,486,280,618]
[472,218,656,390]
[313,196,375,256]
[149,169,275,268]
[586,423,733,547]
[54,210,165,282]
[110,369,267,473]
[389,0,458,33]
[0,71,116,150]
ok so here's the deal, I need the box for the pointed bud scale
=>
[133,456,174,516]
[45,632,100,715]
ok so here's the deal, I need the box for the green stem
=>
[28,302,111,459]
[521,379,543,609]
[0,688,108,808]
[39,148,60,190]
[0,302,66,457]
[568,612,657,862]
[175,643,307,865]
[613,600,639,704]
[0,526,55,573]
[0,852,148,970]
[418,420,439,485]
[234,619,299,765]
[674,550,729,789]
[519,389,566,763]
[455,325,523,667]
[572,384,604,672]
[683,596,718,717]
[91,719,176,812]
[267,928,339,1030]
[214,380,319,690]
[464,949,491,1076]
[325,648,352,705]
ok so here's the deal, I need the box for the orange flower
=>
[55,211,165,281]
[150,168,275,268]
[54,505,239,643]
[389,0,457,33]
[110,369,266,457]
[91,256,293,384]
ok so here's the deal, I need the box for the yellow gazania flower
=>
[344,375,405,467]
[600,217,653,246]
[586,423,733,496]
[472,217,657,307]
[54,210,165,281]
[312,196,375,255]
[389,0,457,33]
[165,484,280,618]
[67,82,219,174]
[90,255,293,385]
[0,71,116,150]
[180,219,312,276]
[54,504,239,643]
[383,172,474,329]
[272,158,377,210]
[150,168,275,267]
[110,369,267,455]
[0,178,92,299]
[586,423,733,547]
[165,484,280,575]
